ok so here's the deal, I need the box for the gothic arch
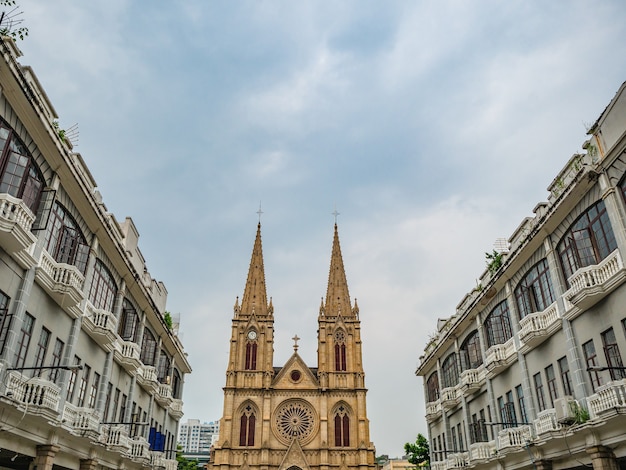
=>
[333,327,347,371]
[237,401,259,447]
[331,401,352,447]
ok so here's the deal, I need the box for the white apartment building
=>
[416,81,626,470]
[0,37,191,470]
[179,419,220,454]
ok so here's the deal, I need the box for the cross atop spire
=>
[292,334,300,352]
[324,223,352,316]
[257,202,263,224]
[332,207,340,224]
[240,223,269,316]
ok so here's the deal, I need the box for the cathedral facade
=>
[209,223,378,470]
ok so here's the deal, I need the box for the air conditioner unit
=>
[554,396,577,424]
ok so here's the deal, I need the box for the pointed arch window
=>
[334,405,350,447]
[245,341,257,370]
[172,369,182,399]
[157,350,171,383]
[426,371,440,402]
[557,200,617,283]
[239,406,256,446]
[334,330,347,371]
[0,119,45,214]
[44,201,89,273]
[514,259,555,319]
[118,299,139,342]
[89,259,117,311]
[483,301,513,348]
[441,353,458,388]
[460,330,482,370]
[140,328,157,366]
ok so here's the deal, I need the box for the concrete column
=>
[95,353,113,417]
[34,444,59,470]
[57,316,81,410]
[517,353,537,421]
[79,458,99,470]
[0,268,35,368]
[599,174,626,257]
[586,445,618,470]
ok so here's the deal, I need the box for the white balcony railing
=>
[485,337,517,375]
[0,193,37,256]
[128,436,150,461]
[114,338,141,373]
[100,424,130,452]
[431,462,447,470]
[136,365,159,394]
[35,250,85,313]
[534,409,559,435]
[497,425,532,451]
[425,400,442,422]
[469,441,496,461]
[83,302,118,351]
[460,365,486,394]
[446,452,468,469]
[5,371,60,414]
[62,402,101,435]
[151,452,178,470]
[440,385,461,409]
[155,383,173,406]
[169,398,184,419]
[518,302,560,350]
[564,250,626,313]
[588,379,626,418]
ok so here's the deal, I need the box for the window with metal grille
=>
[441,353,458,388]
[44,202,89,273]
[13,312,34,369]
[557,201,617,283]
[426,371,440,402]
[460,330,482,370]
[89,259,117,311]
[601,328,626,380]
[534,372,547,412]
[484,301,513,347]
[514,259,555,318]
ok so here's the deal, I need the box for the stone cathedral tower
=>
[210,222,377,470]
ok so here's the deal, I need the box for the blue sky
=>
[17,0,626,457]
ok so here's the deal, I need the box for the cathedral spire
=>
[324,223,352,316]
[241,223,269,315]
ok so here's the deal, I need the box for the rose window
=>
[273,400,317,444]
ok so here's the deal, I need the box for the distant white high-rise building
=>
[179,419,220,454]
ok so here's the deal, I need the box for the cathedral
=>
[209,222,378,470]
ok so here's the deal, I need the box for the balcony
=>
[0,193,37,266]
[564,250,626,318]
[128,436,150,462]
[169,398,184,420]
[431,462,447,470]
[100,424,130,453]
[518,303,561,353]
[425,400,442,422]
[469,441,496,462]
[82,302,118,351]
[440,385,461,410]
[35,250,85,317]
[588,379,626,418]
[460,365,486,395]
[151,451,178,470]
[62,402,101,438]
[446,452,468,469]
[497,425,532,453]
[533,409,559,436]
[155,382,173,407]
[114,338,141,374]
[5,371,60,418]
[485,337,517,376]
[136,364,159,394]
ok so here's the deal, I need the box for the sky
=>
[13,0,626,458]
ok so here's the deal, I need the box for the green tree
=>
[404,433,430,467]
[176,445,198,470]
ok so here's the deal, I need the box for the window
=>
[334,330,347,371]
[334,406,350,447]
[112,388,121,423]
[601,328,626,380]
[534,372,547,412]
[104,382,113,421]
[469,413,488,444]
[460,330,482,370]
[172,369,182,399]
[545,365,558,406]
[89,372,100,409]
[239,406,255,446]
[118,299,139,342]
[245,341,257,370]
[0,120,45,213]
[13,312,34,369]
[157,350,171,383]
[48,338,64,384]
[558,356,573,396]
[426,371,440,402]
[119,394,127,422]
[66,356,81,402]
[140,328,157,366]
[88,260,117,311]
[0,290,11,355]
[514,259,556,318]
[441,353,458,388]
[498,393,517,428]
[583,339,602,391]
[483,301,513,347]
[515,385,528,424]
[451,426,458,452]
[77,364,91,407]
[44,202,89,273]
[557,201,617,282]
[457,423,464,452]
[33,327,50,376]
